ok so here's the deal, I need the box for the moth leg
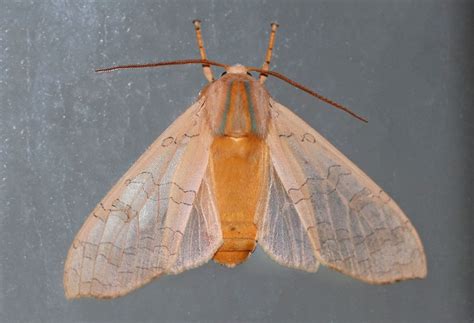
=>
[192,19,214,82]
[259,22,279,83]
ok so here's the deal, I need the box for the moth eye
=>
[221,71,227,76]
[247,72,253,77]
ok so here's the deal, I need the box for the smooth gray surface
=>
[1,1,473,322]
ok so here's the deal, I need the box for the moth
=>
[64,21,427,299]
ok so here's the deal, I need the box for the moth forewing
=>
[263,99,427,283]
[63,98,221,299]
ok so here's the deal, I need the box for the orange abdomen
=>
[210,136,268,266]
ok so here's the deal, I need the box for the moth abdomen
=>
[209,136,268,266]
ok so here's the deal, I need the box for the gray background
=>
[1,1,472,322]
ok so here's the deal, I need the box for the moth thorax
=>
[206,75,270,138]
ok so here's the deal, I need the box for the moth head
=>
[226,64,247,75]
[220,64,253,78]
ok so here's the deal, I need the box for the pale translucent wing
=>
[170,169,221,273]
[64,98,223,299]
[257,165,319,272]
[264,99,427,283]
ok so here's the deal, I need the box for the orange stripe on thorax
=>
[218,80,257,137]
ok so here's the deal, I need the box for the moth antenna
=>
[95,58,366,123]
[95,59,228,73]
[248,67,368,123]
[193,19,214,82]
[259,22,279,84]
